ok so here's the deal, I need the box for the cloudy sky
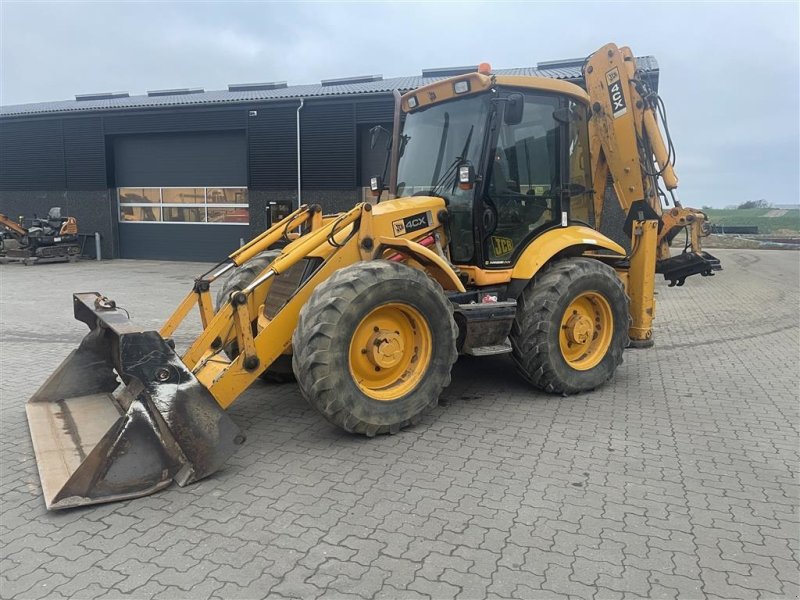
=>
[1,1,797,207]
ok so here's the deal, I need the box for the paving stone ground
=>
[0,248,798,600]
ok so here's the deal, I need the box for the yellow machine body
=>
[26,42,720,510]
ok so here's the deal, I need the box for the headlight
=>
[453,80,470,94]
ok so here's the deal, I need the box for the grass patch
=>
[702,208,800,234]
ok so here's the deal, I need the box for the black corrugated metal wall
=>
[0,119,66,190]
[0,96,396,259]
[0,97,395,192]
[63,117,107,190]
[300,102,356,190]
[248,104,297,190]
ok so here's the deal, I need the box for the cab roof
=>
[401,72,591,113]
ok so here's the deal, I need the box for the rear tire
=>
[510,258,628,394]
[216,250,295,384]
[292,261,458,436]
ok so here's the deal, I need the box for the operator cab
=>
[390,69,594,270]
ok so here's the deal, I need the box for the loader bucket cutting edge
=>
[26,292,244,510]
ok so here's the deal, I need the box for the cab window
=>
[566,100,594,226]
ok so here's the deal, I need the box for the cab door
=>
[480,92,565,267]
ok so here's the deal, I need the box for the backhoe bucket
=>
[26,292,244,510]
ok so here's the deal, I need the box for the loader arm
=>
[178,199,462,408]
[27,197,460,509]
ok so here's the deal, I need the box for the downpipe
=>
[296,98,304,210]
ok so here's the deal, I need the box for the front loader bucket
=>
[26,292,244,510]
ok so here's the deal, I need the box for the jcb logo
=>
[491,236,514,256]
[605,67,627,118]
[392,211,430,237]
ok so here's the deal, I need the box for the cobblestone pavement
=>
[1,249,798,599]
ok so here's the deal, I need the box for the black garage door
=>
[115,131,249,261]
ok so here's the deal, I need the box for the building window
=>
[161,188,205,204]
[118,187,249,224]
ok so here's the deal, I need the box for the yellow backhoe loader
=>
[26,43,720,509]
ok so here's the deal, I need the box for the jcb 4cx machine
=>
[27,43,719,509]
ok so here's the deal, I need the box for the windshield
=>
[396,94,493,262]
[396,94,491,198]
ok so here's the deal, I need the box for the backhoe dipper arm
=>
[585,45,660,223]
[584,43,720,282]
[583,44,721,347]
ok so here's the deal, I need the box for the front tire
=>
[216,250,295,383]
[510,258,628,394]
[292,261,458,436]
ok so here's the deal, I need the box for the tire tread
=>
[510,258,628,394]
[293,261,458,436]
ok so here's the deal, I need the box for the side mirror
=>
[504,93,524,126]
[369,125,391,150]
[369,176,384,197]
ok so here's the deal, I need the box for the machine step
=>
[464,339,513,356]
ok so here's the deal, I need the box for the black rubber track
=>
[292,261,458,437]
[216,250,295,383]
[510,257,629,394]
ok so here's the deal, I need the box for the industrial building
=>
[0,57,658,261]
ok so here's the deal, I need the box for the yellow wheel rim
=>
[559,291,613,371]
[348,303,432,401]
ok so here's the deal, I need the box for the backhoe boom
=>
[584,43,720,343]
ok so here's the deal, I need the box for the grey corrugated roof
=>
[1,57,658,118]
